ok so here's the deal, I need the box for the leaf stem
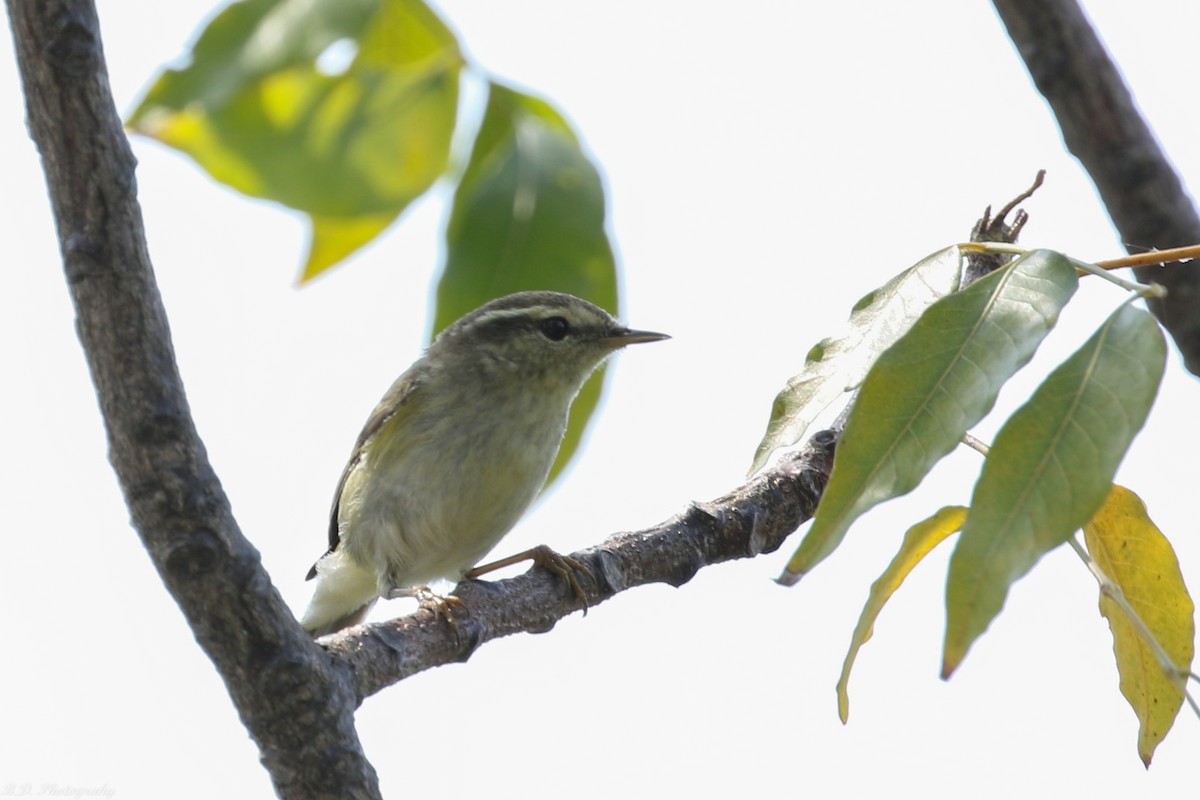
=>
[960,432,990,456]
[956,242,1169,297]
[1067,257,1166,297]
[1066,536,1200,719]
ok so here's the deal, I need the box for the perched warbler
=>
[300,291,668,637]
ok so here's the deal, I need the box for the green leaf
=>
[942,303,1167,678]
[837,505,966,723]
[780,250,1078,583]
[128,0,463,279]
[750,246,967,475]
[1084,485,1195,766]
[437,82,619,486]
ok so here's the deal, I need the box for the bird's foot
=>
[386,584,464,629]
[467,545,593,614]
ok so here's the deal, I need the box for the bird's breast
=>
[340,386,571,585]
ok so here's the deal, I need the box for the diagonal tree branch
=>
[324,432,838,699]
[993,0,1200,375]
[4,2,379,797]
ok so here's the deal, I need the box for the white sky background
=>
[3,1,1199,797]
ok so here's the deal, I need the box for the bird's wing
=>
[305,370,423,580]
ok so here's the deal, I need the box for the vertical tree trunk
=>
[994,0,1200,373]
[4,1,381,796]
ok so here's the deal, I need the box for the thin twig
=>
[960,433,990,457]
[1095,244,1200,271]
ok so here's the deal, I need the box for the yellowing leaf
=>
[1084,485,1195,766]
[943,304,1167,677]
[837,506,966,723]
[303,212,398,281]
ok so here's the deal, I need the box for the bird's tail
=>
[302,600,376,638]
[300,550,379,638]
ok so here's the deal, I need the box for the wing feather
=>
[305,370,423,580]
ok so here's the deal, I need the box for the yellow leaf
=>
[301,212,399,282]
[1083,485,1195,766]
[836,506,966,723]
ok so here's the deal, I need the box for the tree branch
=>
[324,431,837,699]
[993,0,1200,374]
[4,2,379,797]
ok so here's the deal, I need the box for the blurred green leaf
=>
[437,81,619,485]
[943,303,1166,678]
[1084,485,1195,766]
[750,247,966,475]
[128,0,463,279]
[837,505,966,723]
[780,250,1077,583]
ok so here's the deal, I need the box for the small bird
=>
[301,291,667,637]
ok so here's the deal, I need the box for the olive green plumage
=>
[301,291,666,637]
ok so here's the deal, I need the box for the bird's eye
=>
[539,316,570,341]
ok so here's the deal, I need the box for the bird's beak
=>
[602,328,671,347]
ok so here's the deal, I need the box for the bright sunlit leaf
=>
[750,247,967,475]
[780,250,1077,583]
[128,0,463,279]
[436,81,619,485]
[304,212,399,281]
[943,304,1167,678]
[1084,485,1195,766]
[837,505,966,723]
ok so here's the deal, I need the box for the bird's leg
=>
[385,584,464,628]
[466,545,593,613]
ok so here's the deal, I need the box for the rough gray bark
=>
[993,0,1200,374]
[5,2,380,797]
